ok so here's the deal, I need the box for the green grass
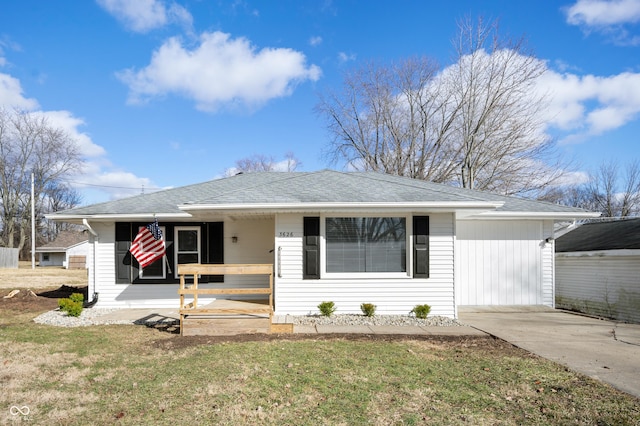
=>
[1,321,639,425]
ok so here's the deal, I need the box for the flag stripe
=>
[129,222,166,269]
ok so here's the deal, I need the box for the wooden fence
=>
[0,248,19,268]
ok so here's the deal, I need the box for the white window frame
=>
[174,226,201,279]
[320,214,411,279]
[139,225,167,279]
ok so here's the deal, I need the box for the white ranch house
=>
[47,170,597,318]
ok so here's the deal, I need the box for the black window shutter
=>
[115,222,135,283]
[303,217,320,279]
[413,216,429,278]
[204,222,224,283]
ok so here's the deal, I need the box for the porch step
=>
[181,316,271,336]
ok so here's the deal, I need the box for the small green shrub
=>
[69,293,84,303]
[58,293,84,317]
[410,304,431,319]
[360,303,376,317]
[318,301,336,317]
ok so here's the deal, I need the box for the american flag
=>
[129,219,166,268]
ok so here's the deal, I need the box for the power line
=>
[61,179,163,191]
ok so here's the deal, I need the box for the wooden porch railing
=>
[177,263,274,335]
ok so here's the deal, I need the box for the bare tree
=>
[554,160,640,217]
[0,108,83,255]
[449,17,564,195]
[225,152,301,176]
[316,17,566,196]
[316,57,461,183]
[587,161,640,217]
[42,182,83,241]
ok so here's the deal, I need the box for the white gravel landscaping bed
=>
[33,308,178,327]
[292,314,461,327]
[34,308,461,328]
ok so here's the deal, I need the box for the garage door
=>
[457,220,545,306]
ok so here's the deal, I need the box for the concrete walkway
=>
[459,309,640,399]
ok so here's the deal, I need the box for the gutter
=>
[465,211,601,220]
[82,219,98,237]
[82,219,98,306]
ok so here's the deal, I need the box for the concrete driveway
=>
[459,308,640,399]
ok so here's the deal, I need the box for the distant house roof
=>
[36,231,88,253]
[47,170,597,222]
[555,218,640,252]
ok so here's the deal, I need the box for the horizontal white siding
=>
[39,252,65,267]
[457,220,551,306]
[542,221,555,307]
[556,253,640,323]
[274,213,456,318]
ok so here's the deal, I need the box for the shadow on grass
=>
[134,313,181,335]
[37,285,88,299]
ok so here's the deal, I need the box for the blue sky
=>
[1,0,639,205]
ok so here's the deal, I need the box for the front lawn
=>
[1,288,638,425]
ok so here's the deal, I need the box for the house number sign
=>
[278,232,296,238]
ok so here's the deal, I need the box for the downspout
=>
[82,219,99,306]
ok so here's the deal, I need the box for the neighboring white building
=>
[46,170,597,317]
[556,218,640,324]
[36,231,89,268]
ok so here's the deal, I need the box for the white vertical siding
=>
[456,220,550,306]
[556,252,640,323]
[274,213,456,318]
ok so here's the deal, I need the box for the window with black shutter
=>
[115,222,136,283]
[413,216,429,278]
[303,217,320,279]
[114,221,224,284]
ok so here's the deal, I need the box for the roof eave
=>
[178,201,505,213]
[44,212,193,223]
[466,211,601,220]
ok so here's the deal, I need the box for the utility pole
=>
[31,172,35,269]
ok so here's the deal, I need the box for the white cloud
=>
[566,0,640,26]
[35,110,106,158]
[309,36,323,46]
[565,0,640,44]
[338,52,356,63]
[0,60,156,203]
[538,70,640,137]
[97,0,193,33]
[0,67,104,160]
[71,167,160,201]
[117,31,321,112]
[0,72,39,110]
[558,170,591,186]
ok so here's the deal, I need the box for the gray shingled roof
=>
[36,231,88,252]
[49,170,593,218]
[556,218,640,252]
